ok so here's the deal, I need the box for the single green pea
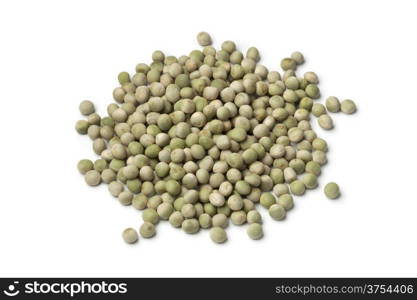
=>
[247,223,263,240]
[305,84,320,99]
[199,213,212,229]
[79,100,95,116]
[169,164,186,180]
[291,51,304,65]
[312,138,328,152]
[118,191,133,206]
[324,182,340,199]
[269,204,286,221]
[173,197,185,211]
[182,218,200,234]
[289,158,305,174]
[210,227,227,243]
[84,170,101,186]
[199,136,214,150]
[175,74,190,88]
[145,144,161,158]
[221,40,236,54]
[280,58,297,71]
[166,180,181,196]
[77,159,94,174]
[227,127,247,142]
[305,161,322,176]
[260,192,276,208]
[318,114,334,130]
[230,211,247,225]
[142,208,159,224]
[325,96,341,113]
[226,153,244,169]
[197,31,212,46]
[169,211,184,227]
[235,181,251,196]
[139,222,156,238]
[132,194,148,210]
[212,213,229,228]
[311,103,327,117]
[242,149,258,164]
[341,99,357,114]
[290,180,306,196]
[122,228,138,244]
[301,173,318,189]
[277,194,294,210]
[203,203,217,216]
[75,120,89,134]
[157,202,174,220]
[247,210,262,224]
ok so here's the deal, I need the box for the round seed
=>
[324,182,340,199]
[122,228,138,244]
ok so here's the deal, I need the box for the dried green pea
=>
[142,208,159,224]
[145,144,161,158]
[79,100,95,116]
[301,173,318,189]
[341,99,357,114]
[260,192,276,208]
[325,96,341,113]
[291,51,304,65]
[241,149,258,165]
[173,197,185,211]
[305,84,320,99]
[182,218,200,234]
[140,222,156,238]
[305,161,322,176]
[311,103,327,117]
[245,173,261,187]
[75,120,89,134]
[324,182,340,199]
[141,181,155,196]
[230,211,246,225]
[247,210,262,224]
[318,114,334,130]
[269,204,286,221]
[212,213,229,228]
[108,181,124,197]
[126,179,142,194]
[197,32,212,46]
[118,191,133,206]
[289,158,305,174]
[269,167,285,185]
[122,228,138,244]
[203,203,216,216]
[227,127,247,142]
[312,138,328,152]
[280,57,297,71]
[132,194,148,210]
[77,159,94,174]
[277,194,294,210]
[101,169,116,183]
[199,213,212,229]
[289,180,306,196]
[169,211,184,227]
[247,223,263,240]
[234,181,251,196]
[166,179,181,196]
[210,227,227,243]
[147,195,162,209]
[157,202,174,220]
[84,170,101,186]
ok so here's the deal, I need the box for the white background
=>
[0,0,416,277]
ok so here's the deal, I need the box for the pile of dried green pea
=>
[75,32,356,244]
